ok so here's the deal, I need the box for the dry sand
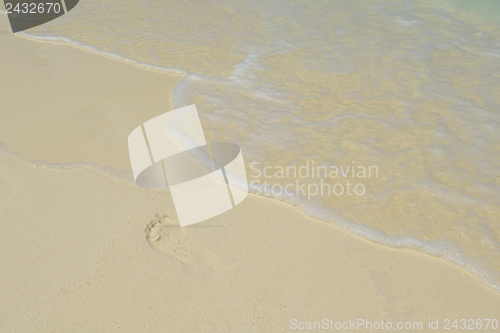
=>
[1,14,500,332]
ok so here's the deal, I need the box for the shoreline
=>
[1,12,500,295]
[1,12,500,332]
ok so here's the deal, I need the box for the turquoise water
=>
[421,0,500,24]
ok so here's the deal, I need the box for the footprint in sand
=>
[145,214,220,269]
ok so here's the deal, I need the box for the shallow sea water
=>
[4,0,500,291]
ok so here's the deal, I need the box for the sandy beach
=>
[1,11,500,332]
